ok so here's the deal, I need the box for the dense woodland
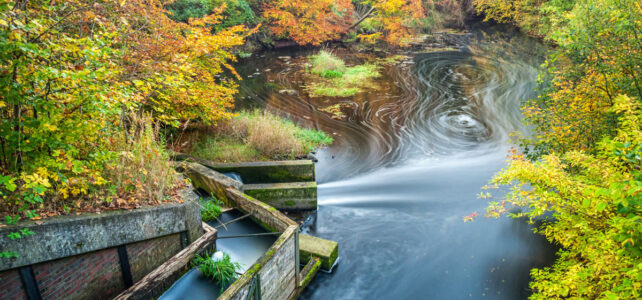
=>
[0,0,640,298]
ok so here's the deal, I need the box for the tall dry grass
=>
[235,112,306,157]
[105,115,182,205]
[180,111,332,162]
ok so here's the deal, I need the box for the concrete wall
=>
[243,182,317,211]
[225,188,298,232]
[179,162,302,300]
[220,226,299,300]
[0,189,203,300]
[177,155,315,184]
[178,161,242,205]
[114,224,218,300]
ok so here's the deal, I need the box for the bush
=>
[200,198,223,222]
[485,95,642,299]
[0,0,248,221]
[193,251,242,291]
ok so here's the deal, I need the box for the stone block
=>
[299,234,338,271]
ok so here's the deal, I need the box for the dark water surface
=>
[236,24,556,299]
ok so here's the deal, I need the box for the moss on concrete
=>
[243,182,317,211]
[299,234,338,271]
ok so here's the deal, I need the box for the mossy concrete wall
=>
[175,155,315,184]
[243,182,317,210]
[299,234,339,271]
[219,225,298,300]
[178,161,242,205]
[0,189,203,300]
[225,188,298,232]
[0,188,202,271]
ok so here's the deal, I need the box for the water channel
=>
[235,23,557,299]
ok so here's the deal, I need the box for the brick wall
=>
[126,233,182,282]
[0,269,26,300]
[33,247,124,300]
[0,233,184,300]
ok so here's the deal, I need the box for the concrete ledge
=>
[290,257,321,299]
[243,182,317,210]
[175,154,315,184]
[299,234,339,271]
[113,223,218,300]
[0,188,203,272]
[177,162,243,205]
[225,187,298,233]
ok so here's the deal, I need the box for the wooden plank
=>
[113,227,217,300]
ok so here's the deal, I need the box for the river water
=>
[235,23,556,299]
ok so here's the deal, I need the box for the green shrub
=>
[165,0,215,23]
[166,0,256,31]
[200,198,223,222]
[193,252,242,291]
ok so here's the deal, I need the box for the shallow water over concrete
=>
[209,210,276,272]
[236,23,556,299]
[159,210,275,299]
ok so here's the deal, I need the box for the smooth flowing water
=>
[160,209,275,299]
[236,23,556,299]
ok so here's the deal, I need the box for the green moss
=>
[250,215,278,233]
[300,258,322,288]
[285,200,296,206]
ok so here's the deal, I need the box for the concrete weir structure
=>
[175,154,318,210]
[176,161,339,298]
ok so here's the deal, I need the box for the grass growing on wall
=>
[200,198,223,222]
[306,51,381,97]
[184,111,333,162]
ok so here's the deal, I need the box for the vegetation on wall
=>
[475,0,642,298]
[200,197,223,222]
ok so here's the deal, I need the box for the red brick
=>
[0,269,27,300]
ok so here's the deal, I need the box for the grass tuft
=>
[200,198,223,222]
[309,50,346,78]
[306,51,380,97]
[193,252,242,292]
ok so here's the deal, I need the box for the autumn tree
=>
[0,0,251,222]
[263,0,354,46]
[476,0,642,298]
[354,0,427,46]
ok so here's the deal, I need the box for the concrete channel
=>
[114,159,339,299]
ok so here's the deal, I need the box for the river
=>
[235,23,556,299]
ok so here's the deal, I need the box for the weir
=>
[114,160,338,299]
